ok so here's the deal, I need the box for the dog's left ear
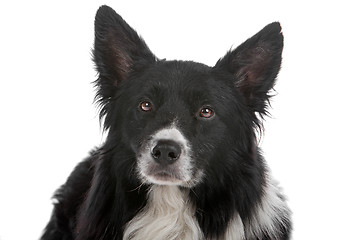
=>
[92,5,156,120]
[215,22,283,116]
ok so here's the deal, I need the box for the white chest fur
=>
[123,176,289,240]
[123,186,204,240]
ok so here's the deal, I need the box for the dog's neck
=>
[123,179,289,239]
[123,185,203,240]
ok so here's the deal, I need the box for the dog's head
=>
[93,6,283,187]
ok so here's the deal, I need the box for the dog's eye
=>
[140,101,153,112]
[199,107,215,119]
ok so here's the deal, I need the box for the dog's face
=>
[119,61,244,186]
[93,6,283,187]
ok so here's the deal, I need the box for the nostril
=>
[152,148,161,159]
[168,151,179,160]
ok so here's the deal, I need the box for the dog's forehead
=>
[140,60,217,93]
[130,60,237,110]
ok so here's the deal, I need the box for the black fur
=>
[41,5,291,240]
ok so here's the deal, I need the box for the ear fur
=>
[215,22,284,117]
[92,5,156,120]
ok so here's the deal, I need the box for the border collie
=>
[41,5,291,240]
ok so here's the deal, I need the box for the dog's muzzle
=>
[137,126,194,186]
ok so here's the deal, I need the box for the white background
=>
[0,0,359,239]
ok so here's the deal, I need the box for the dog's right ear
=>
[214,22,283,119]
[93,5,156,115]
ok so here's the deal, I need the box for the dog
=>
[41,5,291,240]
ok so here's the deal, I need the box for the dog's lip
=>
[151,170,180,180]
[140,163,197,187]
[147,169,183,183]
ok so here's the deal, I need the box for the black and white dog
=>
[41,5,291,240]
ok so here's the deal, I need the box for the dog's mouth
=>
[145,169,184,185]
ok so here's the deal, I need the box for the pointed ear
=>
[215,22,283,116]
[93,5,156,111]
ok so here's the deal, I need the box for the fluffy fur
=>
[41,5,291,240]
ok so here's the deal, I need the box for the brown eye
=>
[140,101,153,112]
[199,107,215,118]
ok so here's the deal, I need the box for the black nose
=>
[151,140,181,165]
